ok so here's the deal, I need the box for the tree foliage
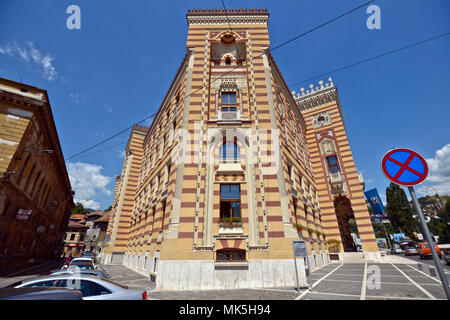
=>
[72,202,90,215]
[428,198,450,243]
[385,182,419,238]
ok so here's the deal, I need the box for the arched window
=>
[225,56,232,65]
[220,137,239,162]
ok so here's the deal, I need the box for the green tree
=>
[72,202,90,215]
[385,183,419,238]
[428,198,450,243]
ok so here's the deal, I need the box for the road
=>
[401,253,450,277]
[0,259,65,288]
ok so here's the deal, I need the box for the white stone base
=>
[119,252,330,291]
[154,259,309,291]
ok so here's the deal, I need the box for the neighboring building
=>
[63,219,88,258]
[84,210,111,254]
[102,8,378,291]
[0,77,74,270]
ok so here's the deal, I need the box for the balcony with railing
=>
[218,109,241,123]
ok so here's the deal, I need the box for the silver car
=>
[50,267,107,278]
[11,274,147,300]
[0,287,82,300]
[404,246,418,256]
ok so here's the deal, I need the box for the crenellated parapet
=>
[132,124,149,133]
[292,77,338,112]
[187,8,269,25]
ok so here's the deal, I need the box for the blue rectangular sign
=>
[364,188,385,214]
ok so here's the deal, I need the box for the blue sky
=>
[0,0,449,210]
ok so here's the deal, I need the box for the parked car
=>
[63,261,95,271]
[443,250,450,266]
[70,257,95,266]
[404,246,418,256]
[0,287,82,300]
[51,267,107,278]
[9,274,147,300]
[81,251,97,263]
[416,242,442,259]
[391,246,404,255]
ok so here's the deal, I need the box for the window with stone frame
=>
[221,92,237,111]
[220,136,240,163]
[219,184,241,223]
[326,155,339,174]
[216,248,246,262]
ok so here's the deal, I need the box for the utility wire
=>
[66,139,129,163]
[288,31,450,88]
[65,113,156,161]
[64,1,375,161]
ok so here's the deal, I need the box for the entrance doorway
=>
[334,195,360,252]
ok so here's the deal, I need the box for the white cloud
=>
[0,41,58,80]
[67,162,112,210]
[417,143,450,195]
[118,149,126,159]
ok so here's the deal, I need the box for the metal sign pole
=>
[293,245,300,292]
[409,186,450,300]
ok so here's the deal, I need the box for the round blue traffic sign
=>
[381,148,428,186]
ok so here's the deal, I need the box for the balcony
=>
[217,158,243,175]
[329,172,343,185]
[218,110,241,123]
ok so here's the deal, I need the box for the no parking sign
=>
[381,148,428,186]
[380,148,449,299]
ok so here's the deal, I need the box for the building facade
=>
[0,77,74,270]
[63,220,88,258]
[84,210,110,254]
[102,8,378,290]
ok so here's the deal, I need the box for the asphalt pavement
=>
[98,260,450,300]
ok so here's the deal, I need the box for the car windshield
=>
[100,278,128,289]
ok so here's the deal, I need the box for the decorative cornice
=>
[187,8,269,25]
[292,78,338,112]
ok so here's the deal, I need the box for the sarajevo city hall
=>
[101,8,379,290]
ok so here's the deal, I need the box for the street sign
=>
[381,148,449,300]
[292,240,309,292]
[293,240,308,257]
[381,148,428,186]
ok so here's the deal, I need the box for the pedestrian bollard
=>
[429,266,437,277]
[417,263,423,271]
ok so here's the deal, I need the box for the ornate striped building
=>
[102,8,379,290]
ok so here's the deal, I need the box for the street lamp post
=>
[15,145,54,160]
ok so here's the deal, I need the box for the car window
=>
[23,280,59,288]
[59,279,111,297]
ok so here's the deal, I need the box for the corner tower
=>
[293,78,379,257]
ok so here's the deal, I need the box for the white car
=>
[11,274,147,300]
[70,257,95,265]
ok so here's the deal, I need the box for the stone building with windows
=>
[0,77,74,270]
[102,8,378,290]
